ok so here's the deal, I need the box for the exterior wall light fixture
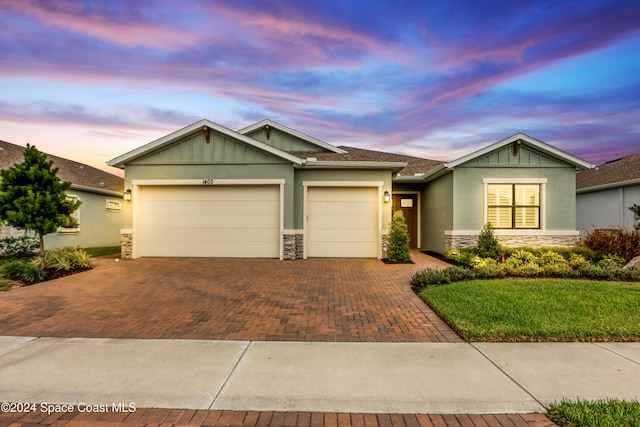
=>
[123,189,132,201]
[383,191,391,203]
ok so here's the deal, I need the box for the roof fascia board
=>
[446,133,594,170]
[107,119,303,168]
[577,178,640,194]
[239,119,347,154]
[300,160,407,172]
[69,184,123,197]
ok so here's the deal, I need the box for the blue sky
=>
[1,0,638,174]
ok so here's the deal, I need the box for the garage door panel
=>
[308,213,377,228]
[136,185,280,258]
[307,187,379,258]
[143,213,279,228]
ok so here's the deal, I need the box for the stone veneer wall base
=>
[120,232,133,259]
[445,233,578,251]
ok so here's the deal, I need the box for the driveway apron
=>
[0,253,460,342]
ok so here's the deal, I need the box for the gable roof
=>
[238,119,347,154]
[107,119,305,168]
[0,140,123,194]
[445,133,594,170]
[576,154,640,192]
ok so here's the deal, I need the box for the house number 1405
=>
[202,178,214,184]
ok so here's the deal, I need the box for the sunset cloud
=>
[0,0,638,172]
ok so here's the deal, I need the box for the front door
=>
[392,194,418,249]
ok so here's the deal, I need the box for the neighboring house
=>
[576,154,640,233]
[1,140,124,249]
[107,119,594,259]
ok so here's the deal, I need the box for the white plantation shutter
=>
[487,183,540,229]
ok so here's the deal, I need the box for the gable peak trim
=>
[238,119,347,154]
[107,119,303,168]
[445,133,594,170]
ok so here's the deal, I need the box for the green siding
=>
[464,144,567,167]
[293,169,393,230]
[452,166,577,231]
[421,173,453,254]
[246,127,329,153]
[131,130,287,165]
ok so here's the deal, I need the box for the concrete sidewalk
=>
[0,337,638,414]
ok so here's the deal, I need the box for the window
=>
[487,184,540,229]
[58,195,80,233]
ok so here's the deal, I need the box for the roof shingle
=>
[576,154,640,190]
[287,145,444,176]
[0,140,123,193]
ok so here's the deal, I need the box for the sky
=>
[1,0,639,176]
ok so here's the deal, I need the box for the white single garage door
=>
[307,186,379,258]
[136,185,280,258]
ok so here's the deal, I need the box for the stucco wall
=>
[452,166,577,231]
[421,173,453,254]
[577,184,640,233]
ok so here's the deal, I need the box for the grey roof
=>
[0,140,123,193]
[576,154,640,190]
[288,146,444,176]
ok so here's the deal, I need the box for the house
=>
[107,119,594,259]
[1,140,124,249]
[576,154,640,233]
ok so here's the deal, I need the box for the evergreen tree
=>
[387,210,412,263]
[477,222,503,260]
[0,145,81,260]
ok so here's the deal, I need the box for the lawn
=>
[547,398,640,427]
[419,278,640,342]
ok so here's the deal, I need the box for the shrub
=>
[472,262,507,279]
[538,250,568,266]
[568,253,589,268]
[443,248,461,262]
[598,253,626,269]
[0,277,12,292]
[511,263,543,277]
[477,223,502,259]
[0,236,39,258]
[0,260,45,283]
[44,246,93,271]
[505,249,539,267]
[542,263,577,278]
[581,228,640,262]
[411,266,473,287]
[387,211,411,263]
[458,250,481,266]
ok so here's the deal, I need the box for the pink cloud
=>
[0,0,198,49]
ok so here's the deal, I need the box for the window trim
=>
[58,194,81,233]
[483,178,546,230]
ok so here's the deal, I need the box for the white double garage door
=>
[134,182,380,258]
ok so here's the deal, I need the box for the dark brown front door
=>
[392,194,418,249]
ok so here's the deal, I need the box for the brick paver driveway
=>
[0,252,460,342]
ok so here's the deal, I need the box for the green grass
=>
[547,398,640,427]
[83,246,120,257]
[419,278,640,341]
